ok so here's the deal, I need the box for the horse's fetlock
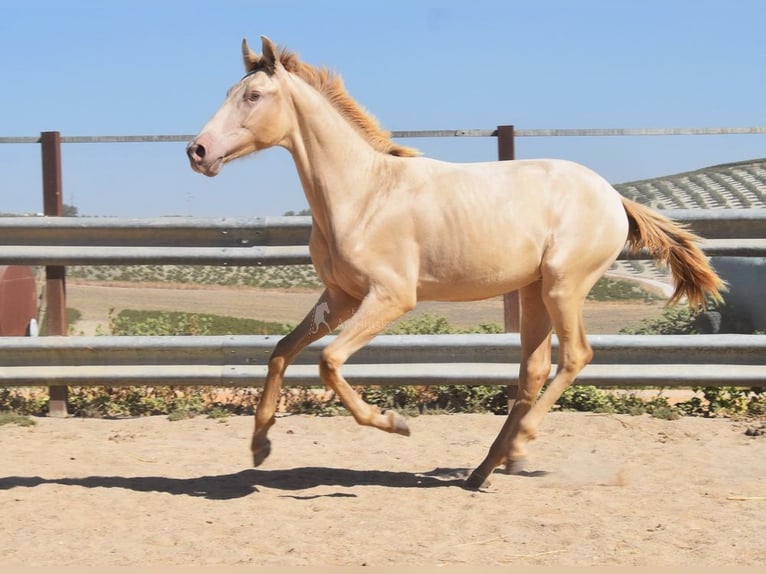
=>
[517,420,537,442]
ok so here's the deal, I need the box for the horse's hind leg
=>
[467,285,592,489]
[507,285,593,462]
[465,281,552,489]
[252,288,359,466]
[504,282,553,471]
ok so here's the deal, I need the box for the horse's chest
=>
[309,237,369,299]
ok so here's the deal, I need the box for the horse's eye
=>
[247,91,261,102]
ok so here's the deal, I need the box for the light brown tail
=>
[622,197,726,307]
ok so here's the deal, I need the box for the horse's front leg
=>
[317,289,414,435]
[252,288,359,466]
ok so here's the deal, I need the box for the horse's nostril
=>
[193,143,206,160]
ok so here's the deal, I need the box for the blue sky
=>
[1,0,764,217]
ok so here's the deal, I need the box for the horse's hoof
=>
[464,470,491,490]
[384,410,411,436]
[503,457,528,475]
[252,438,272,467]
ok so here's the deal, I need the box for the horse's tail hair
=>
[622,197,726,307]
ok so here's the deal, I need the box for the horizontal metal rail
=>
[1,211,764,265]
[2,240,765,266]
[0,245,313,266]
[3,211,762,243]
[0,216,313,247]
[2,126,766,144]
[1,334,764,387]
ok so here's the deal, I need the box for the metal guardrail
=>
[0,216,313,265]
[1,334,765,388]
[0,216,313,246]
[1,210,765,265]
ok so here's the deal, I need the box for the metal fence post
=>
[497,125,520,411]
[497,125,520,333]
[41,131,69,417]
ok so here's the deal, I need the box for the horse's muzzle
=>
[186,134,222,176]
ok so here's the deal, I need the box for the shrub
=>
[0,412,36,427]
[555,386,683,419]
[620,305,700,335]
[108,309,294,336]
[358,384,508,415]
[110,310,213,336]
[385,313,502,335]
[675,386,765,418]
[0,388,49,416]
[747,390,766,417]
[68,264,324,289]
[588,277,659,302]
[66,386,204,418]
[557,385,615,413]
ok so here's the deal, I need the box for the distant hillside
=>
[615,158,766,210]
[610,158,766,289]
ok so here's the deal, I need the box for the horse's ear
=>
[260,35,282,71]
[241,37,259,73]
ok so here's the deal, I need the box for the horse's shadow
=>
[0,466,475,501]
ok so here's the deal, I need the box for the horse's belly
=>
[416,251,543,302]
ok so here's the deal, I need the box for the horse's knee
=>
[522,362,552,391]
[561,342,593,374]
[266,337,295,375]
[518,360,552,405]
[267,353,287,376]
[271,334,296,360]
[319,349,341,378]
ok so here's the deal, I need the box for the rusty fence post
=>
[497,125,520,333]
[497,125,520,411]
[41,131,69,417]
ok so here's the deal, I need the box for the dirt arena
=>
[1,412,764,566]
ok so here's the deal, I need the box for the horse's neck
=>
[284,77,381,233]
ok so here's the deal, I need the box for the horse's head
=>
[186,36,292,177]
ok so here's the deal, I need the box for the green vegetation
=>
[619,305,699,335]
[68,264,323,289]
[38,308,81,336]
[0,388,48,416]
[588,276,660,302]
[0,412,36,427]
[386,313,502,335]
[108,309,293,336]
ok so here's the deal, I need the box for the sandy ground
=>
[1,412,764,566]
[66,281,667,335]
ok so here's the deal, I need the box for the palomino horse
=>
[187,37,724,489]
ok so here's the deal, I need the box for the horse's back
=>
[396,157,629,300]
[403,156,627,245]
